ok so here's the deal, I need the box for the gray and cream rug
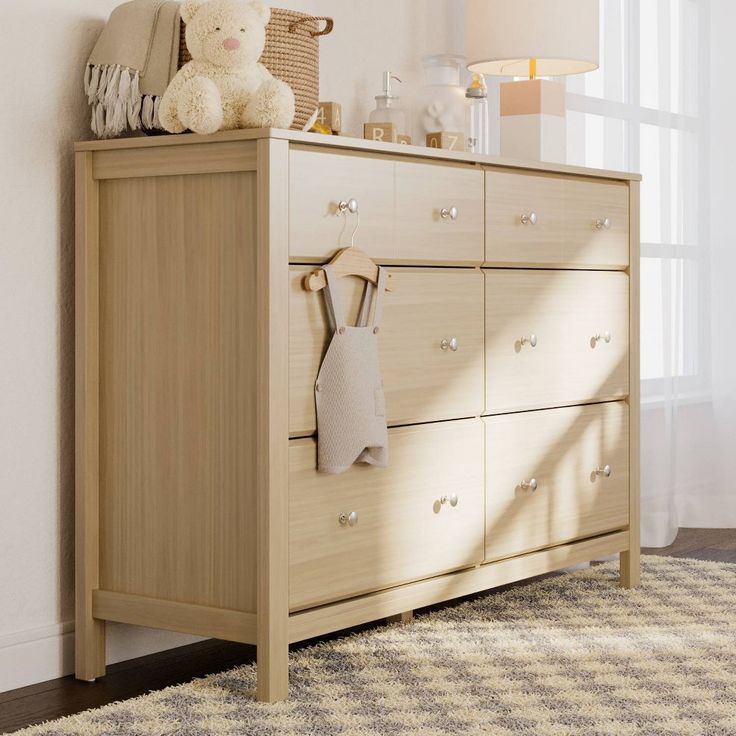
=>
[11,556,736,736]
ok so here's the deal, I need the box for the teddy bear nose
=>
[223,37,241,50]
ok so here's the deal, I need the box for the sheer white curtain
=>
[562,0,734,546]
[480,0,733,546]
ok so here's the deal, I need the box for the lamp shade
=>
[465,0,599,77]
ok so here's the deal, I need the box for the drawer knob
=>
[521,211,538,226]
[440,493,459,507]
[520,334,537,348]
[595,217,612,230]
[440,205,459,220]
[339,511,359,527]
[338,198,359,215]
[441,337,459,352]
[595,465,612,478]
[592,331,612,346]
[520,478,538,492]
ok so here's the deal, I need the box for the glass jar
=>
[413,54,468,147]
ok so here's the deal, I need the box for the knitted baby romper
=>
[314,264,389,474]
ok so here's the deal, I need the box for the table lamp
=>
[465,0,599,163]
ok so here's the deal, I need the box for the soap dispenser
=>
[368,71,407,136]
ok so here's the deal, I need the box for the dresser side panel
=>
[97,167,258,613]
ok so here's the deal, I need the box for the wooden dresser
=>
[75,129,640,702]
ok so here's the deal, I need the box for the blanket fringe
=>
[84,63,162,138]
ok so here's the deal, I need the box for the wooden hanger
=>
[304,247,393,292]
[304,198,393,292]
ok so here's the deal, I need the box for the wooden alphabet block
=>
[426,131,465,152]
[397,134,412,145]
[364,122,398,143]
[317,101,342,133]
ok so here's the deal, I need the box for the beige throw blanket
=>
[84,0,181,137]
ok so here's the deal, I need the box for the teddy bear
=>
[159,0,295,135]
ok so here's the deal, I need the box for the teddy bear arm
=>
[177,76,225,135]
[159,67,196,134]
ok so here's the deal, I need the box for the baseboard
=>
[0,621,75,693]
[105,623,205,670]
[0,621,204,694]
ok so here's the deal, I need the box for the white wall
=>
[296,0,465,137]
[0,0,463,693]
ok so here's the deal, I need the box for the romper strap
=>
[371,267,388,328]
[357,281,374,327]
[322,265,346,331]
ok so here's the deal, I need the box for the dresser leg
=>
[75,612,106,681]
[256,636,289,703]
[386,610,414,624]
[619,549,641,589]
[255,138,291,703]
[75,150,107,682]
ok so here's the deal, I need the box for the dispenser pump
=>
[379,71,402,101]
[368,70,407,136]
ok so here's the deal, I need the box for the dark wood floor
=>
[2,528,734,734]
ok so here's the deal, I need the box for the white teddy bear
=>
[160,0,295,134]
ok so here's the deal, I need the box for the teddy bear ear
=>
[248,0,271,26]
[180,0,204,24]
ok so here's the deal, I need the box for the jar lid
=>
[422,54,466,87]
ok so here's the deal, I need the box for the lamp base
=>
[500,79,566,163]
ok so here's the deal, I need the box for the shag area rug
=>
[11,556,736,736]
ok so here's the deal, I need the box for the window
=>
[565,0,708,398]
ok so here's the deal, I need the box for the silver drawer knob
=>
[440,205,459,220]
[521,211,538,225]
[338,198,359,215]
[592,331,612,345]
[520,334,537,348]
[595,465,612,478]
[520,478,538,492]
[595,217,611,230]
[441,337,459,352]
[440,493,459,507]
[339,511,359,527]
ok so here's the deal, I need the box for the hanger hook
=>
[338,199,360,248]
[350,211,360,248]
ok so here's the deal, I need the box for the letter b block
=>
[364,123,398,143]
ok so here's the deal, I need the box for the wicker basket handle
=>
[288,15,334,37]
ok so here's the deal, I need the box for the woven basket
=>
[179,9,333,131]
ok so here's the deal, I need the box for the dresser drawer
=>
[486,170,565,265]
[394,161,484,265]
[485,269,629,414]
[485,169,629,268]
[564,177,630,266]
[289,420,485,610]
[290,147,396,262]
[289,147,484,265]
[289,267,484,436]
[484,402,629,561]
